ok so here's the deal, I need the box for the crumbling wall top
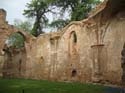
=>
[0,9,6,23]
[89,0,108,18]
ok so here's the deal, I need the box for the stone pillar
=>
[91,44,104,82]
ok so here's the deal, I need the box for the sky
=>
[0,0,63,32]
[0,0,31,24]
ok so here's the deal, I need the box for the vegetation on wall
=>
[6,19,32,48]
[7,32,25,48]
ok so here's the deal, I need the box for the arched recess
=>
[71,69,77,77]
[69,31,77,55]
[0,28,31,55]
[4,32,26,49]
[68,30,80,80]
[2,31,27,78]
[17,31,26,40]
[70,31,77,43]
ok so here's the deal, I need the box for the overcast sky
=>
[0,0,31,24]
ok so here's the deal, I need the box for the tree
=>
[71,0,100,21]
[6,33,25,48]
[5,19,33,48]
[49,19,70,30]
[49,0,101,29]
[24,0,101,35]
[51,0,100,21]
[24,0,54,36]
[14,19,32,34]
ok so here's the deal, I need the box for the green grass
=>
[0,78,107,93]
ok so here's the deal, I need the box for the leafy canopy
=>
[24,0,52,36]
[6,19,32,48]
[7,33,25,48]
[14,19,32,34]
[24,0,101,36]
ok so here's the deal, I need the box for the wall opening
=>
[71,69,77,77]
[2,32,26,78]
[71,31,77,44]
[73,32,77,43]
[69,31,78,55]
[5,32,25,49]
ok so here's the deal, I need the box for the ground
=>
[0,78,124,93]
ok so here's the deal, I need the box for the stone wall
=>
[102,11,125,84]
[24,0,125,85]
[0,0,125,86]
[0,56,4,77]
[0,8,34,78]
[2,48,26,78]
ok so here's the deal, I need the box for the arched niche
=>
[4,32,26,49]
[69,31,77,55]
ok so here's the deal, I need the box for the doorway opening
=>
[71,69,77,77]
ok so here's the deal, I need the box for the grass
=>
[0,78,121,93]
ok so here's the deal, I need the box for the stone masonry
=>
[0,0,125,86]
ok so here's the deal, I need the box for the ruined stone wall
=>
[84,10,125,84]
[0,0,125,86]
[3,48,26,78]
[25,33,55,80]
[0,9,6,24]
[32,11,124,85]
[56,24,93,82]
[24,10,125,85]
[0,8,34,79]
[102,11,125,84]
[0,56,4,77]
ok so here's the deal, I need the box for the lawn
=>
[0,78,123,93]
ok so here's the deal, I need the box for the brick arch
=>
[9,31,28,42]
[68,31,78,55]
[0,26,32,55]
[69,31,77,39]
[70,31,77,43]
[7,28,31,43]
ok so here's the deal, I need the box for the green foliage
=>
[49,19,70,30]
[24,0,51,36]
[6,19,33,49]
[49,0,101,29]
[52,0,100,21]
[71,3,90,21]
[24,0,101,35]
[14,19,32,34]
[7,33,25,48]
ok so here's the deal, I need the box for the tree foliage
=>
[7,33,25,48]
[49,19,70,30]
[6,19,33,48]
[24,0,101,36]
[52,0,100,21]
[24,0,52,36]
[14,19,32,34]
